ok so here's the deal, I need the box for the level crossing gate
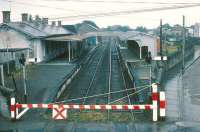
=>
[10,83,165,121]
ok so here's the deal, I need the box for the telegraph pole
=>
[160,19,163,60]
[182,15,186,73]
[179,15,186,121]
[6,43,10,75]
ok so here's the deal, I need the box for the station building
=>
[0,11,94,70]
[119,31,160,59]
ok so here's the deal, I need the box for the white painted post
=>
[96,36,98,45]
[10,97,15,119]
[0,65,4,86]
[140,46,142,59]
[152,83,158,121]
[160,91,166,117]
[68,41,71,62]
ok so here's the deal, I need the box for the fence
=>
[10,83,165,122]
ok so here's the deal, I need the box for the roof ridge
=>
[1,23,35,38]
[22,22,48,35]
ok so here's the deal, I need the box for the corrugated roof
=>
[0,22,73,38]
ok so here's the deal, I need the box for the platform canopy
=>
[45,35,82,41]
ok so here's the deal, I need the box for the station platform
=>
[4,60,76,104]
[119,47,152,102]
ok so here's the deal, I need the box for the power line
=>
[54,85,150,103]
[9,0,85,12]
[7,0,172,21]
[49,4,200,20]
[9,0,95,19]
[8,0,200,22]
[9,0,120,19]
[41,0,200,5]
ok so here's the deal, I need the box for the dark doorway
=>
[142,46,148,58]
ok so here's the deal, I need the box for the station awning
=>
[45,35,82,41]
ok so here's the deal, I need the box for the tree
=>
[102,25,132,32]
[162,23,172,29]
[135,26,147,32]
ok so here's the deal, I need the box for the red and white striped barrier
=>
[10,83,165,121]
[152,83,158,121]
[13,104,153,110]
[159,91,166,117]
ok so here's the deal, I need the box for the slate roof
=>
[0,22,73,39]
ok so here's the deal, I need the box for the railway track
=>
[112,40,135,120]
[57,37,138,122]
[58,43,106,103]
[83,38,110,105]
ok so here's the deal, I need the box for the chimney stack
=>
[2,11,11,23]
[35,15,41,25]
[29,15,33,22]
[58,21,62,26]
[22,13,28,22]
[51,21,56,26]
[42,18,48,25]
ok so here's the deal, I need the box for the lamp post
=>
[19,53,27,103]
[160,19,163,61]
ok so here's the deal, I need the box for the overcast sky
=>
[0,0,200,28]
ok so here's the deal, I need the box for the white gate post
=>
[159,91,166,117]
[152,83,158,121]
[10,97,16,119]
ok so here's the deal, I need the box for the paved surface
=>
[120,48,139,62]
[182,56,200,122]
[163,45,200,122]
[120,46,151,103]
[1,119,200,132]
[164,65,180,121]
[5,61,76,103]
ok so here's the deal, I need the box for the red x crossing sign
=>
[52,105,67,120]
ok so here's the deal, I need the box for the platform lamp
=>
[19,53,27,103]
